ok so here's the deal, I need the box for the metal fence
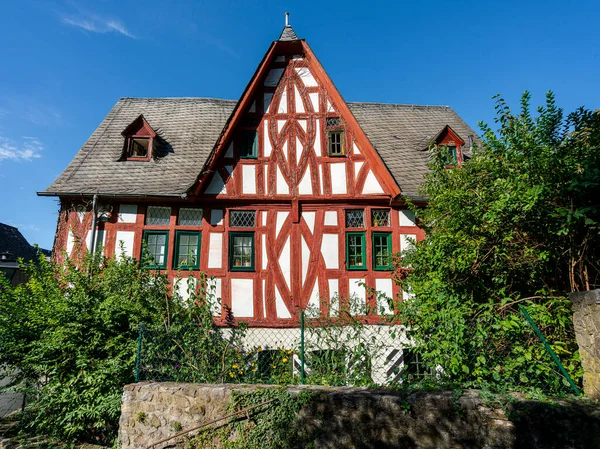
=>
[135,307,580,396]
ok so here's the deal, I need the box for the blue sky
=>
[1,0,599,250]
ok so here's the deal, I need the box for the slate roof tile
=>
[42,98,479,200]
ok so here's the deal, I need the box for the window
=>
[442,145,458,165]
[327,130,345,156]
[326,117,345,157]
[372,232,392,270]
[229,232,255,271]
[230,210,256,227]
[128,138,150,158]
[178,208,203,226]
[402,349,433,379]
[146,206,171,226]
[174,231,201,270]
[371,209,390,227]
[345,209,364,228]
[346,232,366,270]
[239,130,258,159]
[142,230,169,269]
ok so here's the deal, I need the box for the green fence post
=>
[135,323,144,383]
[519,305,580,396]
[300,310,305,384]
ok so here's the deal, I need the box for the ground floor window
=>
[229,232,255,271]
[346,232,366,270]
[174,231,201,270]
[372,232,392,270]
[142,230,169,269]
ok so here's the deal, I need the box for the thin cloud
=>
[61,12,135,38]
[0,135,43,162]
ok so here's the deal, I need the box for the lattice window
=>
[178,208,203,226]
[230,210,256,228]
[371,209,390,227]
[146,206,171,226]
[326,117,342,127]
[345,209,364,228]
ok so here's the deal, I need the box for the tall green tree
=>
[398,92,599,392]
[0,251,173,444]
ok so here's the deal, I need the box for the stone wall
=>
[0,369,22,418]
[570,289,600,399]
[118,382,600,449]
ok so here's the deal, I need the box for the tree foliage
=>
[0,251,174,444]
[398,92,599,393]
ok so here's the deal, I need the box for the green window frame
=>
[442,145,458,165]
[142,230,169,269]
[372,232,392,270]
[229,232,255,271]
[346,232,366,270]
[174,231,201,270]
[239,130,258,159]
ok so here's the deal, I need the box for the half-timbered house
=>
[40,20,477,328]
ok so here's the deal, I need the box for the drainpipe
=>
[90,194,98,256]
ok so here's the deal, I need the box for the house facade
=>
[40,22,476,327]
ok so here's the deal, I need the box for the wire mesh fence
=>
[135,306,581,397]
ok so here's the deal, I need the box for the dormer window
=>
[121,114,157,162]
[129,137,150,158]
[429,125,465,167]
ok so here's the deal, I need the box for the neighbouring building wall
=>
[570,289,600,399]
[118,382,600,449]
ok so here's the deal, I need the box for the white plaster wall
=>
[115,231,135,259]
[277,120,287,134]
[242,165,257,194]
[206,173,226,195]
[275,286,292,319]
[306,278,320,318]
[375,278,394,315]
[264,68,284,87]
[276,211,289,237]
[278,88,288,114]
[349,278,366,315]
[328,279,339,317]
[309,92,319,112]
[262,233,268,270]
[298,119,307,133]
[324,211,337,226]
[295,67,318,87]
[301,236,310,285]
[296,137,304,163]
[399,210,416,227]
[353,143,362,155]
[294,86,305,113]
[207,233,223,269]
[85,229,105,253]
[298,166,313,195]
[118,204,137,223]
[264,93,273,113]
[321,234,339,269]
[276,166,289,194]
[263,121,272,157]
[314,119,322,156]
[330,163,347,194]
[279,236,291,289]
[210,210,224,226]
[66,228,76,256]
[362,170,385,194]
[231,279,254,318]
[173,276,197,303]
[400,234,417,252]
[302,211,315,234]
[207,277,222,316]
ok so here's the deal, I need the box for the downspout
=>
[90,194,98,256]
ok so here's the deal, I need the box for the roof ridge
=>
[347,101,451,109]
[119,96,238,102]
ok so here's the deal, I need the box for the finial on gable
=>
[285,12,289,26]
[278,13,298,41]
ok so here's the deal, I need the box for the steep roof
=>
[0,223,38,262]
[41,98,478,199]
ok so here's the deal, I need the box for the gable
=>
[196,40,400,200]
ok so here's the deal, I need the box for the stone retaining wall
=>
[118,382,600,449]
[571,289,600,399]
